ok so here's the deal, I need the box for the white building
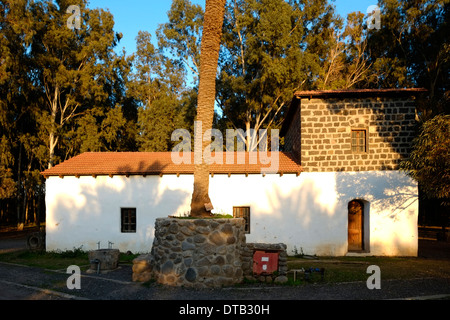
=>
[41,89,426,256]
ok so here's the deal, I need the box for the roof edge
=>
[294,88,428,99]
[40,151,303,178]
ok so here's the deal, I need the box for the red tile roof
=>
[41,152,302,177]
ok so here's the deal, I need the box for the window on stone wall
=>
[233,206,250,234]
[351,129,367,153]
[121,208,136,233]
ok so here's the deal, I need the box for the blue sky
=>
[88,0,379,55]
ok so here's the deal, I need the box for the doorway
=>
[348,200,364,252]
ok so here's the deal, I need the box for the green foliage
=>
[217,0,357,149]
[137,94,193,151]
[0,136,16,199]
[129,28,196,152]
[156,0,204,79]
[31,0,127,167]
[0,167,16,199]
[173,213,234,219]
[0,248,89,270]
[401,114,450,200]
[0,0,133,224]
[367,0,449,117]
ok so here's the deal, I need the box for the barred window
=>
[121,208,136,233]
[351,129,367,153]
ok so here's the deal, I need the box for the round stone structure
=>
[134,217,246,288]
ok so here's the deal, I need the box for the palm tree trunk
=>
[190,0,226,217]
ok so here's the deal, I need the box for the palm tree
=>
[190,0,226,217]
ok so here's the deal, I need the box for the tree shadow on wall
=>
[334,170,418,221]
[49,160,192,252]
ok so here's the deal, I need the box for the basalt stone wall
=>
[133,218,246,288]
[283,97,418,172]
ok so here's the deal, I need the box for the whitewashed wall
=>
[45,171,418,256]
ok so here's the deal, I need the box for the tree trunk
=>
[190,0,226,217]
[16,143,22,226]
[48,131,57,169]
[48,86,59,169]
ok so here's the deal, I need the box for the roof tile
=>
[41,152,302,177]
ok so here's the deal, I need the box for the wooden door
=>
[348,200,364,251]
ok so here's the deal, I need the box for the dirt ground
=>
[417,239,450,260]
[0,231,30,253]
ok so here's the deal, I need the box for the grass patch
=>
[169,213,234,219]
[0,249,88,270]
[0,248,139,270]
[286,255,450,284]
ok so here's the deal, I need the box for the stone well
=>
[133,218,246,288]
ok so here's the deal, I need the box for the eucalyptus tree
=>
[0,0,129,223]
[217,0,341,150]
[29,0,124,168]
[128,30,195,152]
[366,0,449,118]
[156,0,204,82]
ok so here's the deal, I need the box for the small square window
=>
[233,206,250,234]
[351,129,367,153]
[121,208,136,233]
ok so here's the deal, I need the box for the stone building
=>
[41,88,426,256]
[280,88,426,255]
[282,88,425,172]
